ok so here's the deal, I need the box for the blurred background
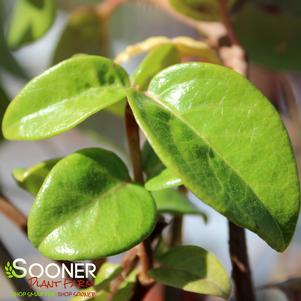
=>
[0,1,301,300]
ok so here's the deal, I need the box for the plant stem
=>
[125,103,154,292]
[229,222,256,301]
[218,1,256,300]
[0,192,27,233]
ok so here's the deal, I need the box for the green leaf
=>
[151,189,207,221]
[0,83,9,142]
[13,158,60,196]
[142,141,183,189]
[145,169,183,191]
[7,0,56,49]
[111,270,137,301]
[0,3,27,78]
[2,55,129,140]
[128,62,300,252]
[142,141,165,178]
[131,43,181,91]
[28,148,157,260]
[95,262,123,289]
[149,245,231,299]
[233,3,301,71]
[52,7,107,65]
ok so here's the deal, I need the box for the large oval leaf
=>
[149,245,231,299]
[233,3,301,71]
[2,55,129,140]
[128,62,300,252]
[28,148,156,260]
[7,0,56,49]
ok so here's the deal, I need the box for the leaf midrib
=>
[144,90,285,248]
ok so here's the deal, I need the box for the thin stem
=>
[229,222,256,301]
[218,1,256,300]
[0,192,27,233]
[125,103,154,289]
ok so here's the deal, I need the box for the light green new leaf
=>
[152,189,207,221]
[13,158,60,196]
[131,43,181,91]
[145,169,183,191]
[149,245,231,299]
[2,55,129,140]
[233,3,301,71]
[52,8,107,65]
[111,270,137,301]
[128,62,300,252]
[28,148,157,260]
[7,0,56,49]
[95,262,123,289]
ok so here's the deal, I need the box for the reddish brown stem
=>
[0,192,27,233]
[229,222,256,301]
[125,103,154,300]
[218,1,256,300]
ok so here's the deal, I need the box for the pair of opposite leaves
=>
[2,54,300,256]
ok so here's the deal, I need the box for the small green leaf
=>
[149,245,231,299]
[111,270,137,301]
[13,158,61,196]
[52,7,107,65]
[128,62,300,251]
[7,0,56,49]
[2,55,129,140]
[131,43,181,91]
[151,189,207,221]
[145,169,183,191]
[95,262,123,289]
[28,148,156,260]
[233,3,301,71]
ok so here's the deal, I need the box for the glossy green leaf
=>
[0,2,27,78]
[233,3,301,71]
[28,148,157,260]
[149,245,231,299]
[95,262,123,289]
[7,0,56,49]
[131,43,181,91]
[128,62,300,252]
[145,169,183,191]
[0,83,9,142]
[152,189,207,220]
[13,158,60,196]
[2,55,129,140]
[52,8,107,65]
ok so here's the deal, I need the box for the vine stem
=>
[125,103,154,300]
[218,1,256,301]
